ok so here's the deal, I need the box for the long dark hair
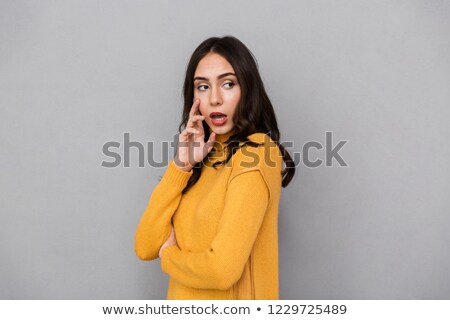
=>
[178,35,295,194]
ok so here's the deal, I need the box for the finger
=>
[188,114,205,123]
[205,132,216,152]
[184,127,199,135]
[189,98,201,117]
[179,128,197,141]
[187,115,205,128]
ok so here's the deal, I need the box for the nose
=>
[209,85,222,106]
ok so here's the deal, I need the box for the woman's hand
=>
[159,225,178,258]
[174,98,216,172]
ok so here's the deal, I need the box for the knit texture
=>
[135,129,283,299]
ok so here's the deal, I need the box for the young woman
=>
[135,36,295,300]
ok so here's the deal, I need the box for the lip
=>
[209,112,227,118]
[209,112,227,126]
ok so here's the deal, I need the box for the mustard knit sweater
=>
[135,130,283,299]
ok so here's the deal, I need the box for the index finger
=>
[189,98,201,117]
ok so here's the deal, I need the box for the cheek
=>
[198,105,206,117]
[231,94,240,114]
[231,90,241,106]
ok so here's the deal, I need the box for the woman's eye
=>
[196,82,235,91]
[224,82,235,89]
[197,85,208,91]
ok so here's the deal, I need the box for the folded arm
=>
[160,169,270,290]
[135,160,193,261]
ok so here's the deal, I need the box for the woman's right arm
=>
[136,98,215,261]
[134,159,193,261]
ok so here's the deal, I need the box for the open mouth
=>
[210,113,227,126]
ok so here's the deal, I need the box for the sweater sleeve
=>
[134,159,193,261]
[160,167,270,290]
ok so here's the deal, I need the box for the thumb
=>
[205,132,216,153]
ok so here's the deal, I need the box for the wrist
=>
[159,244,177,259]
[173,160,193,172]
[159,243,169,258]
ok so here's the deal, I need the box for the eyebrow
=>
[193,72,237,82]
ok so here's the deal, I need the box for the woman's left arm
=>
[160,143,279,291]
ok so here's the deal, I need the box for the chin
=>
[214,127,232,134]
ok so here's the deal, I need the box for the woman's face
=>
[193,53,241,135]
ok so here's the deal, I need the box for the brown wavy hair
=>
[178,35,295,194]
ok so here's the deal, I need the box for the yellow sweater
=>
[135,130,283,299]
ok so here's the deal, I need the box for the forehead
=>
[194,53,235,77]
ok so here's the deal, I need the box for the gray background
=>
[1,0,449,299]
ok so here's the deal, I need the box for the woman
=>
[135,36,295,300]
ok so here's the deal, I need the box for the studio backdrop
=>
[1,0,449,299]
